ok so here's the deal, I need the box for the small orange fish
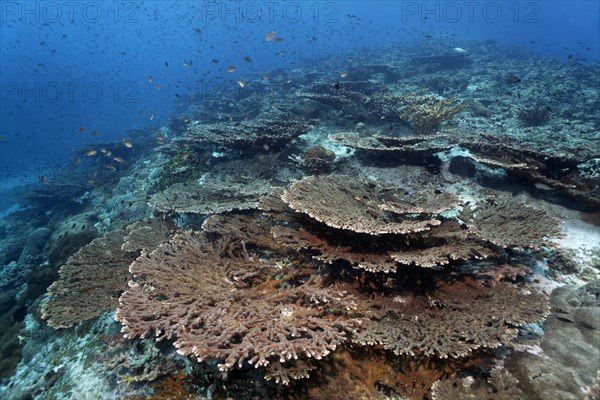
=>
[104,164,116,171]
[78,127,87,133]
[149,114,154,120]
[274,37,284,43]
[105,150,112,156]
[85,150,97,156]
[265,31,276,41]
[236,80,246,88]
[113,156,125,163]
[262,74,270,80]
[91,130,98,137]
[227,66,237,72]
[183,117,191,123]
[155,84,161,89]
[122,139,133,148]
[339,71,348,78]
[156,132,165,142]
[148,75,153,83]
[100,148,107,154]
[72,157,81,165]
[40,175,46,185]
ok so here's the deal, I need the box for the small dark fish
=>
[567,54,573,59]
[504,75,521,84]
[243,56,253,63]
[165,61,169,66]
[212,59,219,63]
[334,82,340,92]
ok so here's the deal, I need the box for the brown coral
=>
[179,117,314,152]
[42,230,137,329]
[116,232,359,375]
[298,81,399,123]
[463,198,563,250]
[272,223,495,273]
[396,92,465,134]
[149,177,272,215]
[353,277,549,359]
[328,131,452,163]
[431,366,526,400]
[121,219,173,253]
[281,175,441,235]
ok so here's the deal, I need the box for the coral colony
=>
[2,39,599,399]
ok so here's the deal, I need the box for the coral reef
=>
[462,197,564,250]
[281,175,443,235]
[149,177,272,215]
[289,145,338,174]
[298,81,400,123]
[328,131,452,165]
[431,366,526,399]
[116,232,359,378]
[353,277,549,359]
[4,38,598,400]
[41,230,136,329]
[396,92,465,134]
[178,117,314,152]
[121,219,174,253]
[454,132,600,208]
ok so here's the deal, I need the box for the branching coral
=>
[298,81,399,122]
[431,366,526,400]
[180,117,314,152]
[149,177,272,214]
[201,212,278,250]
[462,198,563,250]
[116,232,359,375]
[396,92,465,134]
[272,223,495,273]
[42,230,137,329]
[121,219,173,253]
[293,348,489,400]
[352,277,549,359]
[281,175,441,235]
[274,176,494,272]
[328,131,452,163]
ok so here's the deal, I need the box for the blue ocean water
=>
[1,1,599,399]
[1,1,598,200]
